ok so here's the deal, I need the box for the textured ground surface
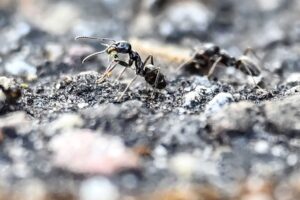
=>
[0,0,300,199]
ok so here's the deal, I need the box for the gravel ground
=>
[0,0,300,199]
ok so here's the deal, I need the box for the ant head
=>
[108,41,132,54]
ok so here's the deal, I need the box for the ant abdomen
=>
[143,66,167,89]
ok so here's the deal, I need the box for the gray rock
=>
[183,85,213,108]
[158,114,204,149]
[208,101,260,134]
[264,95,300,133]
[205,92,234,116]
[285,85,300,96]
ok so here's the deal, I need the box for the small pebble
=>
[264,95,300,133]
[169,153,198,179]
[208,101,259,134]
[46,113,84,135]
[254,140,270,154]
[205,92,234,116]
[183,91,202,108]
[78,102,89,109]
[183,85,212,108]
[79,177,119,200]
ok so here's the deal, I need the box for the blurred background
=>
[1,0,299,45]
[1,0,300,82]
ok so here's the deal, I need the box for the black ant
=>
[75,36,167,100]
[179,43,261,82]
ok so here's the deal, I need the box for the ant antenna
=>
[75,36,116,47]
[81,50,107,63]
[75,36,115,42]
[97,61,119,83]
[75,36,118,63]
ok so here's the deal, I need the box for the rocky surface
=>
[0,0,300,199]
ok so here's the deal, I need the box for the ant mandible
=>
[75,36,167,100]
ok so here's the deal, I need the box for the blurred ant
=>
[0,84,21,104]
[75,36,167,100]
[179,43,261,84]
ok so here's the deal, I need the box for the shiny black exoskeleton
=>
[75,36,167,98]
[77,37,167,89]
[111,48,167,89]
[107,41,132,54]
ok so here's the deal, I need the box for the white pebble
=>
[254,140,270,154]
[169,153,197,179]
[47,113,84,135]
[183,91,202,107]
[205,92,234,116]
[80,177,119,200]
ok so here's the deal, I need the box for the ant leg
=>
[115,60,131,68]
[101,59,131,81]
[207,57,222,78]
[117,75,138,101]
[240,61,262,89]
[142,55,154,70]
[176,51,198,72]
[97,61,118,83]
[152,66,162,98]
[243,47,262,72]
[112,59,132,83]
[114,67,127,83]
